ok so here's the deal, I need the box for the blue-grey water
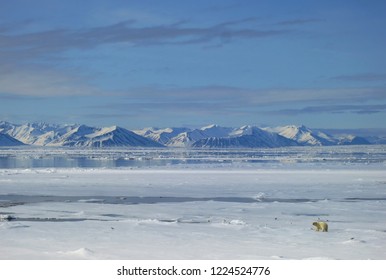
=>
[0,145,385,169]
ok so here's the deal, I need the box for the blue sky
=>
[1,0,385,129]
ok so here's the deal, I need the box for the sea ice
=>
[0,146,385,259]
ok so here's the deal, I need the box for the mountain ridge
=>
[0,132,25,146]
[0,121,375,148]
[0,122,162,148]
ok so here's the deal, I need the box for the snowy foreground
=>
[1,147,386,259]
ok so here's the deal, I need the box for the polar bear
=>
[313,221,328,232]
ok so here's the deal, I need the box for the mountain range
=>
[0,121,376,148]
[0,121,162,148]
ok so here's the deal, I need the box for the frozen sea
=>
[0,145,386,259]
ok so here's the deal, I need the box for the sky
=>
[1,0,386,129]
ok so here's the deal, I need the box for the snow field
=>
[1,168,386,259]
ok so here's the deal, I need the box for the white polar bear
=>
[313,221,328,232]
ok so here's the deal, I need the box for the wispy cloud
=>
[277,18,323,26]
[0,19,290,97]
[201,2,247,14]
[0,65,101,97]
[87,86,386,118]
[0,19,36,33]
[0,19,290,57]
[332,73,386,82]
[118,86,386,106]
[267,104,386,116]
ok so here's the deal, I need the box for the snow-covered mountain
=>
[192,126,297,148]
[138,124,305,148]
[0,122,162,148]
[192,134,296,148]
[134,127,190,145]
[321,128,386,144]
[134,124,233,147]
[366,136,386,144]
[0,121,376,148]
[200,124,234,138]
[139,124,373,148]
[50,126,163,147]
[265,125,371,146]
[48,124,99,147]
[265,125,337,146]
[0,121,72,145]
[163,131,200,147]
[336,135,370,145]
[166,130,212,147]
[0,133,25,146]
